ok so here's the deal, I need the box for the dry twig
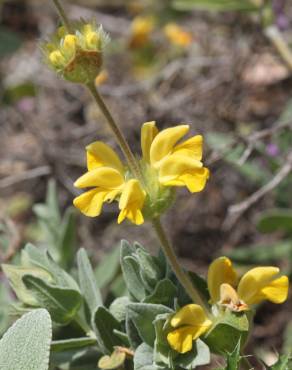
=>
[0,166,51,189]
[223,151,292,229]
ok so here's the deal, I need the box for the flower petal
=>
[86,141,124,173]
[141,121,158,163]
[238,267,289,305]
[260,276,289,304]
[150,125,189,166]
[164,168,209,193]
[207,257,237,303]
[118,179,145,225]
[73,188,108,217]
[74,167,124,189]
[173,135,203,161]
[167,304,212,354]
[167,326,201,354]
[170,304,211,328]
[158,154,202,183]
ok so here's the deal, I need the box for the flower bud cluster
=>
[42,21,109,84]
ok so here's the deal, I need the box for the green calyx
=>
[139,160,176,220]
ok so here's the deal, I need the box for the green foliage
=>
[1,237,288,369]
[0,309,52,370]
[95,246,121,290]
[204,311,249,354]
[134,343,164,370]
[269,354,292,370]
[92,306,124,353]
[227,241,292,264]
[257,209,292,234]
[223,340,242,370]
[22,275,82,325]
[33,180,77,268]
[120,240,176,306]
[127,303,172,347]
[77,248,103,315]
[51,337,97,352]
[172,0,259,12]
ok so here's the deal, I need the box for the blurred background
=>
[0,0,291,366]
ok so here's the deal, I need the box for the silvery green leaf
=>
[23,243,80,291]
[126,315,142,350]
[143,279,177,307]
[121,255,146,301]
[127,303,173,347]
[77,248,103,315]
[175,339,210,369]
[134,343,166,370]
[135,246,163,291]
[2,264,53,306]
[109,296,130,322]
[0,309,52,370]
[22,275,82,324]
[92,306,123,354]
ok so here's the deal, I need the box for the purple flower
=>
[266,143,280,157]
[273,0,289,31]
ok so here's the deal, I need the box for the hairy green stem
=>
[87,82,143,182]
[152,217,211,315]
[52,0,73,33]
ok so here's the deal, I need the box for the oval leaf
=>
[0,309,52,370]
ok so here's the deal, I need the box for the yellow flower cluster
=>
[128,16,192,49]
[163,23,192,47]
[167,256,289,354]
[73,122,209,225]
[128,16,155,48]
[43,22,109,83]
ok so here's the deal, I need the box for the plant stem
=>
[52,0,73,33]
[86,82,143,182]
[152,217,211,316]
[74,314,95,337]
[265,25,292,70]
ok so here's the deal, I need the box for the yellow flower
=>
[163,23,192,47]
[141,122,209,193]
[167,304,212,354]
[128,16,155,49]
[73,141,145,225]
[207,257,289,312]
[74,122,209,223]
